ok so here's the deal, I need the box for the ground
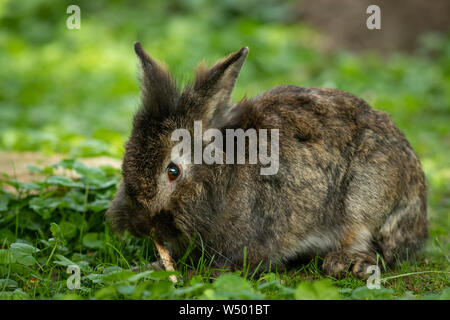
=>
[0,153,448,300]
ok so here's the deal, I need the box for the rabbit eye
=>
[167,162,181,181]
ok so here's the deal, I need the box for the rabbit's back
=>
[232,85,428,269]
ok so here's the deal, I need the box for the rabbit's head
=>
[106,43,249,240]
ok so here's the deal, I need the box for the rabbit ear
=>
[134,42,178,118]
[194,46,249,128]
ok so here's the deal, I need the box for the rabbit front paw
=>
[322,250,377,278]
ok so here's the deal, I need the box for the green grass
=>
[0,159,448,300]
[0,0,449,299]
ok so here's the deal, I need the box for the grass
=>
[0,0,448,300]
[0,159,448,300]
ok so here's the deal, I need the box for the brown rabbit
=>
[106,43,428,278]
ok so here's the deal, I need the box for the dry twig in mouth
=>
[154,240,178,283]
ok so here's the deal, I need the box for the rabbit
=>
[106,42,428,278]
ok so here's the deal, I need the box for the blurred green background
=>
[0,0,448,237]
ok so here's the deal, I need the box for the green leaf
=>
[24,212,45,231]
[46,176,84,188]
[63,189,87,212]
[2,180,41,191]
[51,159,76,170]
[173,283,205,297]
[350,286,394,300]
[0,288,30,300]
[0,228,15,244]
[0,279,18,289]
[85,199,110,212]
[94,286,117,300]
[146,270,180,281]
[85,273,104,284]
[27,164,54,175]
[4,263,32,277]
[9,242,39,266]
[82,232,104,249]
[49,222,66,244]
[73,161,105,179]
[295,279,341,300]
[10,242,40,254]
[102,270,135,283]
[73,161,116,189]
[439,288,450,300]
[204,273,263,300]
[127,270,154,283]
[59,221,78,240]
[139,280,175,299]
[53,254,77,267]
[117,284,136,296]
[29,196,65,216]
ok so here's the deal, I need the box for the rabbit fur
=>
[106,43,428,278]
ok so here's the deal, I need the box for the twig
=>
[154,240,178,283]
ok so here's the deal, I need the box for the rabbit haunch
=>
[105,43,428,279]
[171,120,279,175]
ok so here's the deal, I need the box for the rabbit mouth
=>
[128,209,182,240]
